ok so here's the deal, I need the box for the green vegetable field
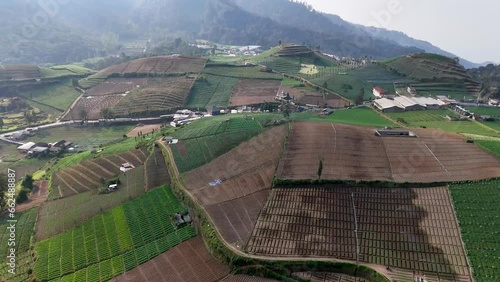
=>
[34,185,196,281]
[450,180,500,282]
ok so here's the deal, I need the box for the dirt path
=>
[16,180,49,212]
[157,139,393,282]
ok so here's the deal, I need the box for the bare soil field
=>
[64,95,124,120]
[230,79,281,106]
[50,148,149,199]
[183,125,287,206]
[16,180,48,212]
[205,190,270,250]
[110,236,230,282]
[145,147,170,190]
[246,186,471,281]
[95,55,206,76]
[292,272,369,282]
[127,124,162,137]
[279,86,350,108]
[85,78,149,96]
[277,122,500,182]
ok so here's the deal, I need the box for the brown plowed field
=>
[183,125,287,206]
[50,148,149,199]
[230,79,281,106]
[206,190,270,250]
[110,236,230,282]
[95,56,206,76]
[221,275,279,282]
[85,78,149,96]
[292,272,369,282]
[277,122,500,182]
[64,95,124,120]
[246,186,471,281]
[279,86,349,108]
[127,124,162,137]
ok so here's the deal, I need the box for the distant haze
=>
[303,0,498,64]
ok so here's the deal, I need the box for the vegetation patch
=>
[294,107,394,127]
[33,185,196,281]
[450,180,500,282]
[185,74,238,108]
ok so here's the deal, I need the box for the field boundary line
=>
[423,143,451,176]
[472,119,499,134]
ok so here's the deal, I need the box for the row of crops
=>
[203,66,282,80]
[0,208,38,257]
[185,74,239,108]
[449,180,500,282]
[476,140,500,157]
[34,185,196,281]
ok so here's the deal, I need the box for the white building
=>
[374,98,405,112]
[394,96,425,111]
[412,97,445,110]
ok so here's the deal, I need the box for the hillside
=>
[468,63,500,99]
[379,53,482,98]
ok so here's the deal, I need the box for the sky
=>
[302,0,498,63]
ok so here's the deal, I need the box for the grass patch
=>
[18,78,81,110]
[294,107,395,127]
[464,106,500,117]
[39,65,94,79]
[475,140,500,157]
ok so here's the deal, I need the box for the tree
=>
[355,88,365,105]
[80,109,88,121]
[0,117,4,129]
[317,160,323,179]
[101,108,115,120]
[72,78,80,89]
[323,82,328,89]
[341,84,353,93]
[16,189,30,204]
[0,173,7,210]
[21,174,34,191]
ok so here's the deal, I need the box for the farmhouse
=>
[120,162,134,172]
[373,87,386,98]
[29,146,49,156]
[394,96,425,111]
[407,86,417,95]
[436,95,458,105]
[374,98,405,112]
[489,99,499,106]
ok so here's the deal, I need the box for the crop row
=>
[449,180,500,282]
[34,185,195,281]
[186,74,239,108]
[203,66,282,80]
[0,207,38,258]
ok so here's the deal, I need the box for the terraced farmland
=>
[34,185,196,281]
[247,186,471,282]
[171,118,267,173]
[203,65,282,80]
[145,147,170,190]
[85,78,149,96]
[0,64,40,81]
[476,139,500,157]
[110,236,230,282]
[93,55,206,77]
[450,180,500,282]
[64,94,124,120]
[50,148,149,199]
[186,74,238,108]
[0,208,38,257]
[230,79,281,106]
[277,122,500,182]
[37,165,145,241]
[112,76,196,117]
[18,78,81,111]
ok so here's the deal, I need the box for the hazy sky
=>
[303,0,497,63]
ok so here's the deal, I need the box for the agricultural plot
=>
[386,110,500,137]
[292,272,369,282]
[0,208,38,257]
[206,190,271,250]
[186,74,239,108]
[171,118,266,173]
[112,76,196,117]
[37,165,145,241]
[247,186,471,281]
[39,65,94,78]
[183,125,286,205]
[0,64,40,81]
[49,148,148,199]
[279,85,350,108]
[78,74,108,89]
[222,275,279,282]
[110,236,230,282]
[94,55,206,77]
[350,64,414,84]
[34,185,196,281]
[464,106,500,117]
[203,65,283,80]
[475,140,500,157]
[64,94,124,120]
[145,147,170,190]
[230,79,281,106]
[450,180,500,282]
[277,122,500,182]
[85,78,149,96]
[18,78,81,111]
[0,250,34,282]
[311,74,384,100]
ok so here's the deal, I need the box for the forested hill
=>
[0,0,472,66]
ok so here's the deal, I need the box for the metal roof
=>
[394,96,420,108]
[374,98,404,110]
